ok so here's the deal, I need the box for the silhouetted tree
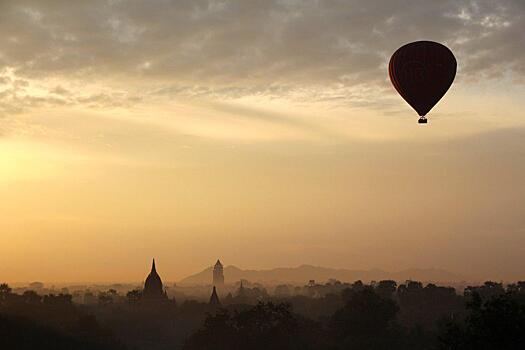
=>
[184,302,316,350]
[376,280,397,299]
[464,281,505,301]
[331,287,401,349]
[398,281,462,330]
[43,293,73,306]
[274,284,291,296]
[0,313,114,350]
[97,292,113,306]
[332,287,399,336]
[126,289,142,305]
[507,281,525,294]
[22,290,42,304]
[439,292,525,349]
[0,283,12,302]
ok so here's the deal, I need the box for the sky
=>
[1,0,525,283]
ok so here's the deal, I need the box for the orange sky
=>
[1,0,525,283]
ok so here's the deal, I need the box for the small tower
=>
[213,259,224,287]
[209,286,221,305]
[238,280,245,297]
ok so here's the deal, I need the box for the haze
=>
[1,0,525,283]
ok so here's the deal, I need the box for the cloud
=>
[0,0,523,109]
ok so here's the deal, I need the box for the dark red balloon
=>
[389,41,456,120]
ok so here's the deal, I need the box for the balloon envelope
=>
[389,41,456,117]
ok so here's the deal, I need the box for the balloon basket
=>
[418,117,428,124]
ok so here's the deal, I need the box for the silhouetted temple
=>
[209,286,220,305]
[213,259,224,287]
[142,259,168,302]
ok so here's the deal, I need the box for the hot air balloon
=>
[389,41,456,124]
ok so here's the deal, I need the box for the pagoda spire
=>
[151,258,156,273]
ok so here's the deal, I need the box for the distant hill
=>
[179,264,464,286]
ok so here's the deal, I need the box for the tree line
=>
[1,280,525,349]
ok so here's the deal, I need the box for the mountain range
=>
[179,265,464,286]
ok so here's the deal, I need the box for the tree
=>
[376,280,397,299]
[22,290,42,304]
[97,292,113,306]
[506,281,525,294]
[464,281,505,301]
[184,302,314,350]
[0,283,12,302]
[126,289,142,305]
[332,287,399,337]
[439,292,525,349]
[43,293,72,305]
[331,287,402,349]
[274,284,291,296]
[184,309,235,350]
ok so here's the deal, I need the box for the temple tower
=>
[143,259,168,301]
[213,259,224,287]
